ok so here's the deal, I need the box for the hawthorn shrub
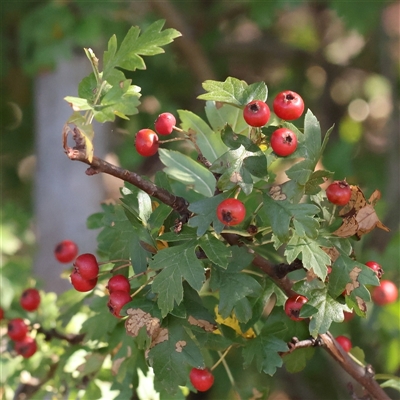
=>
[1,20,399,400]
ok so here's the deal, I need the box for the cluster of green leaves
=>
[66,74,381,396]
[63,20,181,161]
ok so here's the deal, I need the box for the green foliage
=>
[2,16,399,400]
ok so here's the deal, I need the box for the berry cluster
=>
[242,90,304,157]
[135,112,176,157]
[2,287,41,359]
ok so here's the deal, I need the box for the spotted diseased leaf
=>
[198,77,267,107]
[333,186,390,239]
[150,241,205,317]
[148,317,203,395]
[242,322,288,376]
[328,254,379,316]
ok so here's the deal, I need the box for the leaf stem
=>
[211,345,232,371]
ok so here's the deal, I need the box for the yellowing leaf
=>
[214,306,256,338]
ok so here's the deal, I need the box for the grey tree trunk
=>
[33,55,109,294]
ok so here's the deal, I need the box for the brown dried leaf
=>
[334,186,389,239]
[188,316,216,332]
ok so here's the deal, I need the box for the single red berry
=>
[107,290,132,318]
[70,270,98,292]
[216,198,246,226]
[270,128,298,157]
[20,288,41,312]
[54,240,78,263]
[243,100,270,127]
[284,295,308,321]
[135,128,159,156]
[74,253,99,280]
[335,335,352,352]
[0,307,4,320]
[343,311,355,322]
[154,112,176,135]
[107,275,131,294]
[273,90,305,121]
[14,335,37,358]
[326,180,351,206]
[365,261,384,280]
[189,368,214,392]
[7,318,28,341]
[371,280,398,306]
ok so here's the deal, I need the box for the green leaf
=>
[285,231,331,281]
[205,101,250,134]
[380,378,400,392]
[210,266,263,322]
[103,20,181,79]
[150,241,205,317]
[283,347,315,373]
[159,149,216,198]
[304,169,334,195]
[198,77,267,107]
[262,195,320,242]
[199,234,232,268]
[148,317,204,395]
[293,280,351,337]
[188,193,227,236]
[242,322,288,375]
[178,110,228,163]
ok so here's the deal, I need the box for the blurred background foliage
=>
[1,1,399,399]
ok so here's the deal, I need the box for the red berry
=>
[154,112,176,135]
[243,100,270,127]
[365,261,384,280]
[284,295,308,321]
[7,318,28,341]
[20,288,41,312]
[70,270,98,292]
[0,307,4,320]
[14,335,37,358]
[107,290,132,318]
[74,253,99,280]
[270,128,298,157]
[107,275,131,294]
[326,180,351,206]
[343,311,355,322]
[371,280,398,306]
[335,335,352,352]
[273,90,304,121]
[216,198,246,226]
[54,240,78,263]
[189,368,214,392]
[135,128,159,156]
